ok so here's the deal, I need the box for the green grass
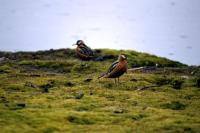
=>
[0,49,200,133]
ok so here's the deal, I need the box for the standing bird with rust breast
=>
[98,54,128,83]
[73,40,94,61]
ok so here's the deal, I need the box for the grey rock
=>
[0,57,9,63]
[113,108,124,114]
[75,91,84,99]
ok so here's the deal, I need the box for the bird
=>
[98,54,128,83]
[73,40,94,60]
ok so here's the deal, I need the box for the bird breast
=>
[106,61,127,78]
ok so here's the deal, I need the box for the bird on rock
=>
[98,54,128,83]
[73,40,94,60]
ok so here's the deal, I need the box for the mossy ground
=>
[0,49,200,133]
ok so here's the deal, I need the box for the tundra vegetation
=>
[0,49,199,133]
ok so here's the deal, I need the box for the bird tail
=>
[98,73,106,79]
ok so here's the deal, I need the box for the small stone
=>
[113,108,124,114]
[75,91,84,99]
[84,78,92,82]
[142,106,148,110]
[130,78,137,82]
[25,82,37,88]
[17,103,26,108]
[40,84,51,93]
[40,81,55,93]
[64,82,74,87]
[89,88,93,95]
[95,56,104,61]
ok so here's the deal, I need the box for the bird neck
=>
[118,59,126,62]
[78,44,86,47]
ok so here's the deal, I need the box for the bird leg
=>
[117,77,120,84]
[114,78,117,84]
[80,61,83,66]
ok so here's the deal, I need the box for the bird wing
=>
[107,61,119,73]
[98,61,118,79]
[85,46,94,56]
[79,46,94,56]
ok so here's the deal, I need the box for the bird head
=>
[118,54,127,61]
[73,40,85,46]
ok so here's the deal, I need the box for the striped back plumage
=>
[107,61,118,73]
[79,45,94,57]
[74,40,94,60]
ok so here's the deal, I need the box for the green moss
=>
[6,84,27,92]
[0,65,12,73]
[0,49,199,133]
[18,60,77,73]
[153,76,172,86]
[129,113,147,120]
[42,127,59,133]
[161,101,186,110]
[170,78,184,89]
[66,115,95,125]
[4,103,26,110]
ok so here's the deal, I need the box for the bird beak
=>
[72,44,76,46]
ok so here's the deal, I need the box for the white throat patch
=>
[121,55,126,59]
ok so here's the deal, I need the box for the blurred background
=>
[0,0,200,65]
